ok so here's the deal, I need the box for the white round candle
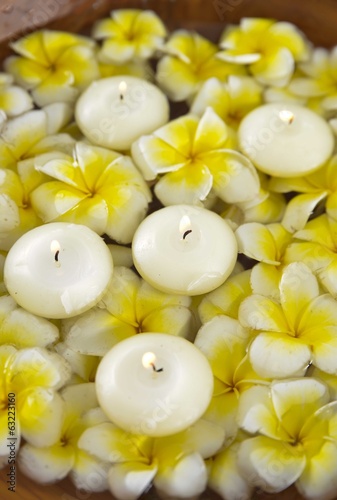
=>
[132,205,237,295]
[75,76,169,151]
[95,333,213,436]
[238,103,334,177]
[4,223,113,319]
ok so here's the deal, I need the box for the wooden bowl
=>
[0,1,336,499]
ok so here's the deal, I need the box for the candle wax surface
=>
[95,333,214,437]
[238,103,334,177]
[75,75,170,151]
[132,205,238,295]
[4,223,113,319]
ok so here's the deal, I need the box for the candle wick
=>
[120,94,124,101]
[183,229,192,240]
[150,362,163,373]
[55,250,60,262]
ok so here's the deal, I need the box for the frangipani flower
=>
[0,295,59,348]
[209,433,253,500]
[235,222,293,299]
[221,172,286,229]
[30,142,151,244]
[0,104,74,171]
[270,155,337,230]
[289,47,337,112]
[198,269,252,324]
[63,266,196,356]
[132,107,260,206]
[54,343,100,384]
[239,262,337,378]
[0,72,32,117]
[195,315,269,439]
[218,18,311,87]
[190,76,263,129]
[156,30,245,102]
[78,418,224,500]
[0,345,71,458]
[5,30,100,106]
[93,9,167,63]
[0,169,42,251]
[284,214,337,297]
[237,378,337,499]
[19,384,110,491]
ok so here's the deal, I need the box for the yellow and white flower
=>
[239,262,337,378]
[5,31,100,106]
[209,433,253,500]
[156,30,245,102]
[195,315,269,440]
[0,295,59,348]
[284,214,337,297]
[0,169,42,251]
[78,417,224,500]
[63,266,196,356]
[29,142,151,244]
[198,269,252,324]
[18,384,110,490]
[0,104,74,171]
[270,154,337,230]
[218,18,311,87]
[0,72,32,118]
[132,107,260,206]
[237,378,337,499]
[190,76,263,129]
[289,47,337,112]
[235,222,293,299]
[93,9,167,63]
[0,345,71,458]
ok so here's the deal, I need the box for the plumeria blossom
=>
[78,417,224,500]
[198,269,252,324]
[235,222,293,300]
[54,343,100,384]
[195,315,270,440]
[156,30,245,102]
[0,104,74,171]
[221,172,286,229]
[190,76,263,129]
[132,107,260,206]
[5,30,100,106]
[284,214,337,297]
[0,72,32,117]
[93,9,167,63]
[0,345,71,459]
[0,169,42,251]
[0,295,59,348]
[237,378,337,499]
[289,47,337,112]
[19,384,110,491]
[270,154,337,229]
[239,262,337,378]
[209,432,253,500]
[30,142,151,244]
[63,266,196,356]
[218,18,311,87]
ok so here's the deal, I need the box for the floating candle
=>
[75,75,170,151]
[238,103,334,177]
[95,333,214,436]
[132,205,238,295]
[4,223,113,319]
